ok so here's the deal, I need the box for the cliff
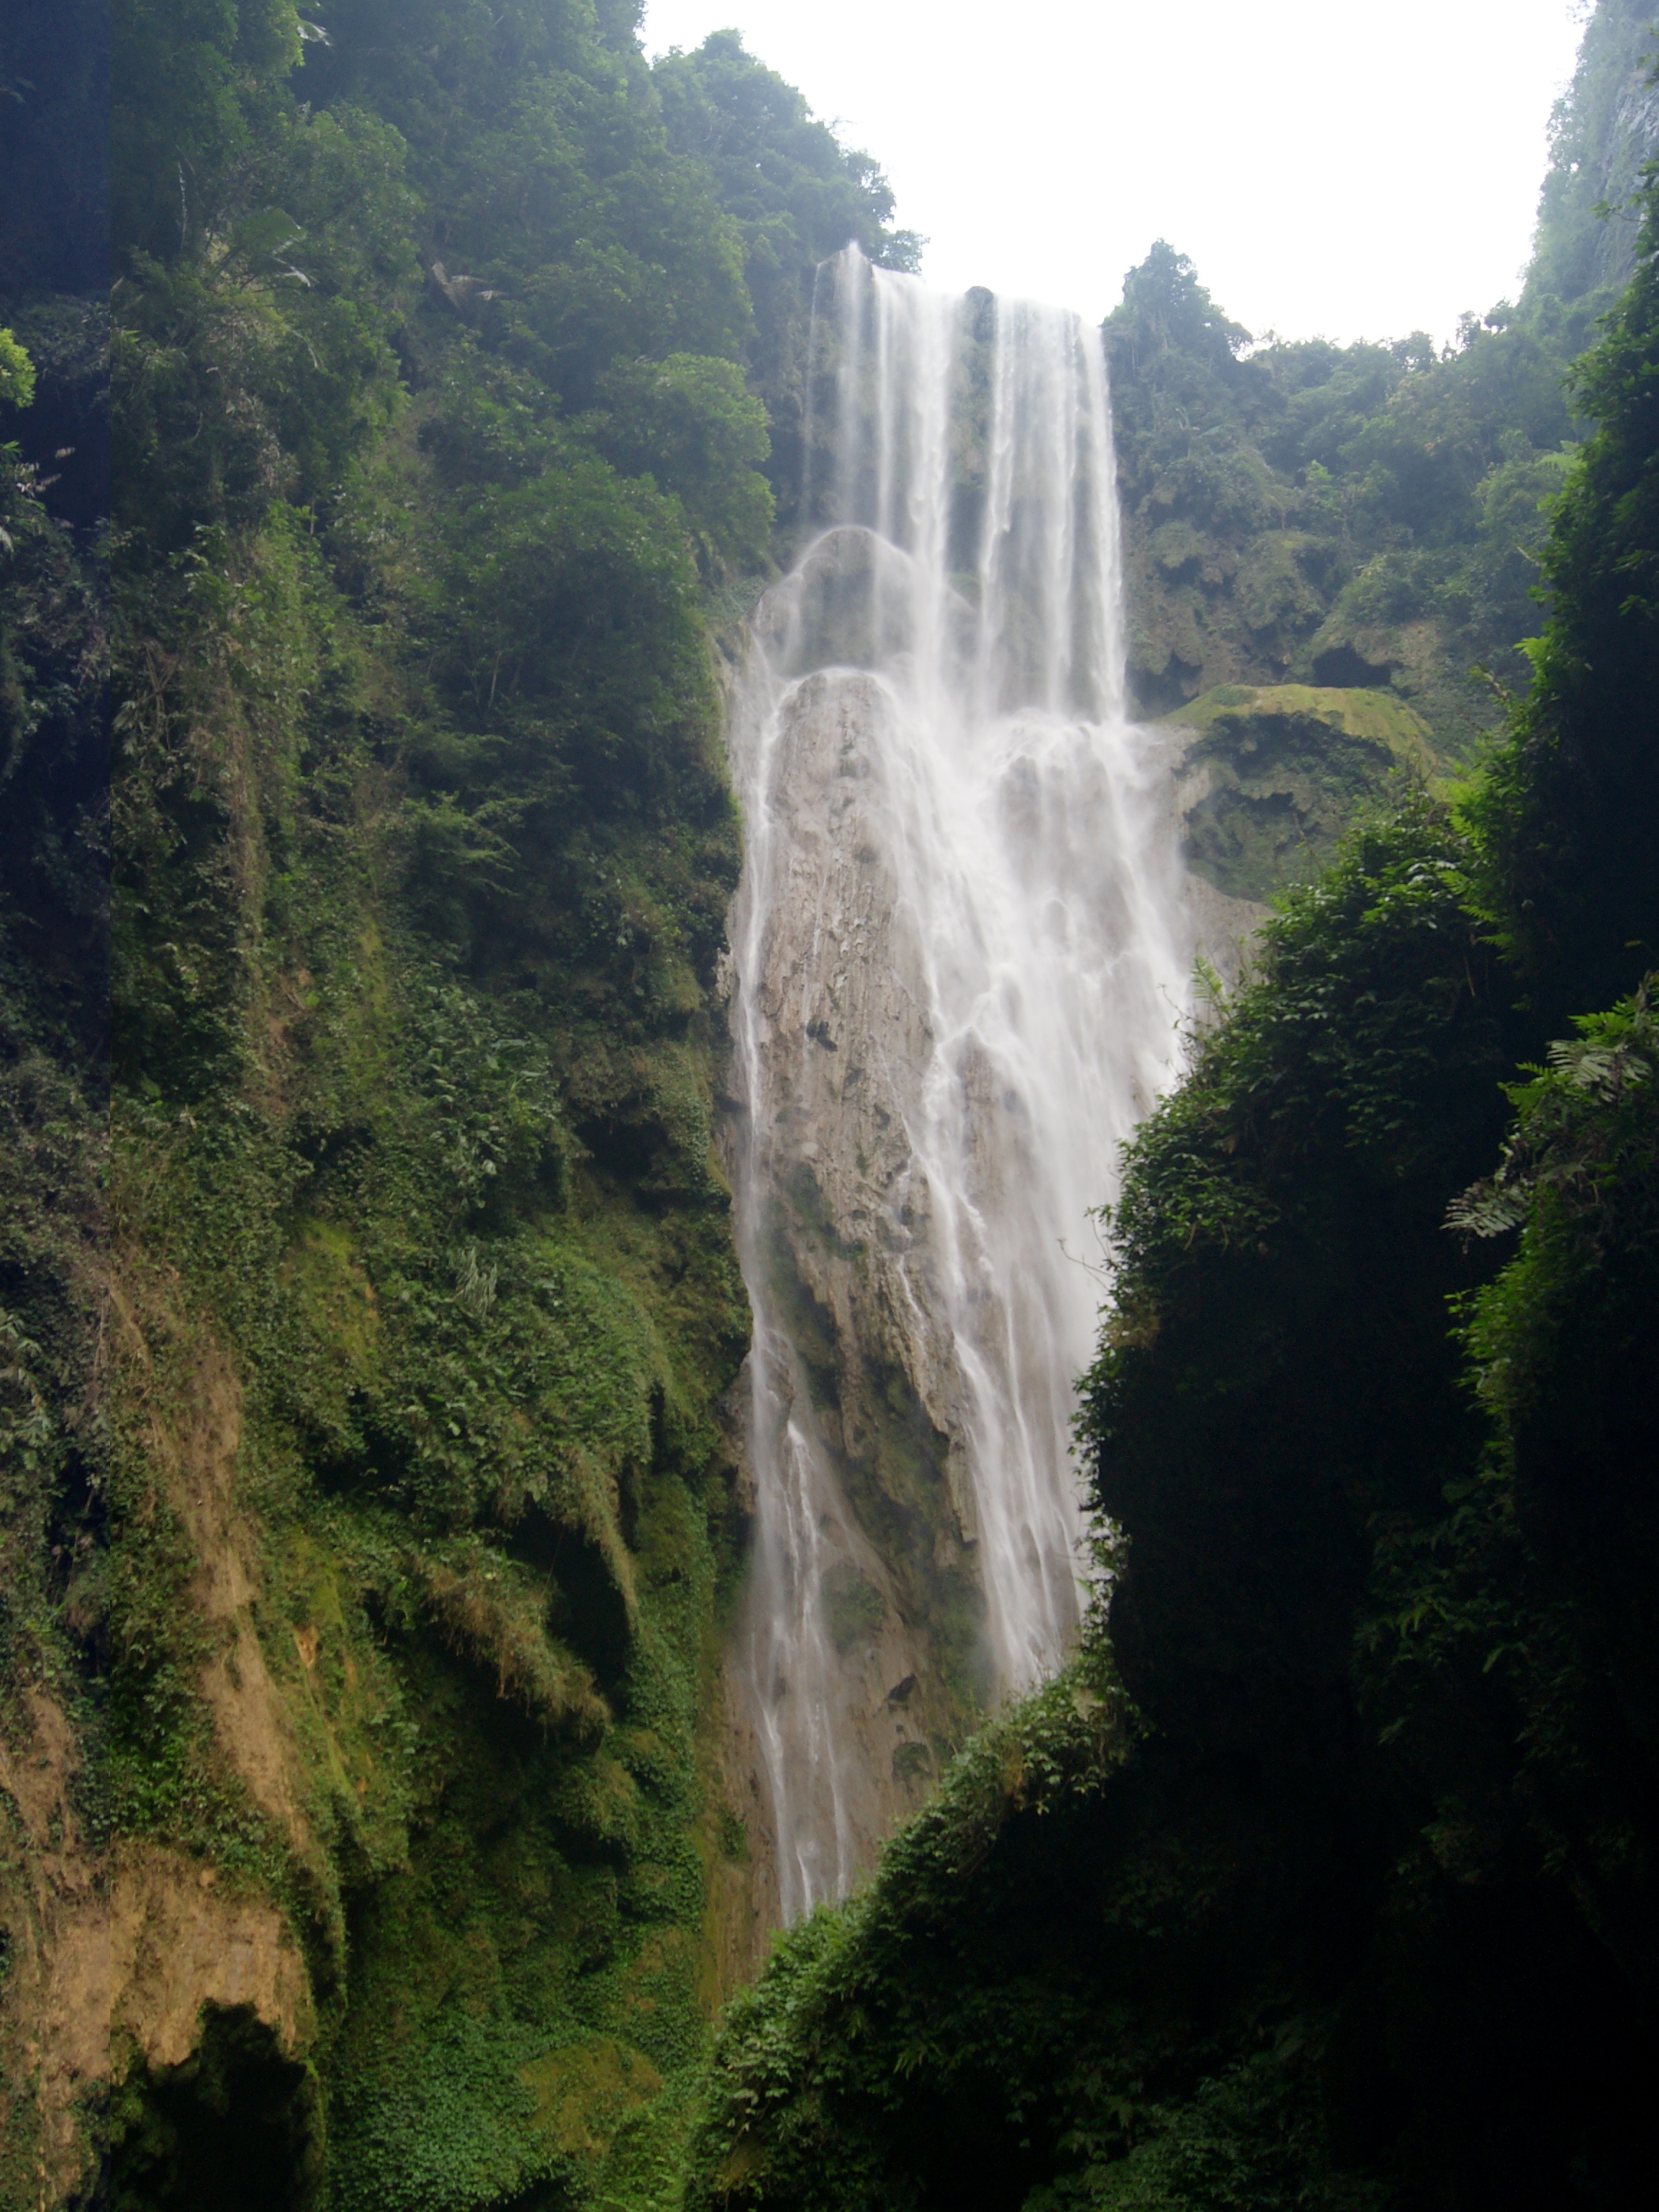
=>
[82,6,908,2206]
[6,4,1656,2206]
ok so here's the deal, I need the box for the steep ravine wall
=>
[92,335,1431,2212]
[14,6,1650,2204]
[86,7,923,2207]
[103,587,764,2206]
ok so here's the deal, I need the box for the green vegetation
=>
[1108,4,1659,749]
[1108,236,1573,743]
[1165,684,1438,902]
[688,1636,1134,2211]
[0,7,111,2202]
[685,41,1659,2211]
[0,333,35,413]
[85,6,910,2208]
[652,29,923,528]
[5,0,1654,2204]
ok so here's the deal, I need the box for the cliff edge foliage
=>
[1107,0,1659,749]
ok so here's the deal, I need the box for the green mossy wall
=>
[104,497,753,2206]
[91,7,913,2208]
[1165,685,1439,903]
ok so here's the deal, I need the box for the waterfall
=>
[726,249,1193,1922]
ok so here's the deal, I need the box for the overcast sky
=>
[640,0,1589,344]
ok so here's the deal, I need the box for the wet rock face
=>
[756,669,967,1499]
[725,248,1203,1922]
[754,527,974,683]
[738,664,980,1898]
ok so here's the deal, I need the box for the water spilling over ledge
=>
[725,248,1199,1920]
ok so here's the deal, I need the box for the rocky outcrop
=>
[1164,684,1439,904]
[723,256,1197,1911]
[736,662,984,1886]
[111,1846,312,2077]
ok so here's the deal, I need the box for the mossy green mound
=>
[1163,684,1439,903]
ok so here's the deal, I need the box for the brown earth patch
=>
[125,1318,318,1869]
[110,1844,312,2077]
[95,1274,330,2144]
[0,1687,109,2207]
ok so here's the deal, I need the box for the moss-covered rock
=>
[99,6,871,2200]
[1164,685,1439,903]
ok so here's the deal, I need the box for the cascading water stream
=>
[726,250,1195,1922]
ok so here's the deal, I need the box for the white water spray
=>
[727,250,1193,1921]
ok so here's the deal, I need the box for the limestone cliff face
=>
[736,662,985,1851]
[1529,0,1659,308]
[752,666,977,1535]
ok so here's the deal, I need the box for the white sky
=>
[641,0,1590,344]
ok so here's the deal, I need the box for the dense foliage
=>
[651,30,922,526]
[688,66,1659,2212]
[1471,131,1659,1020]
[86,6,905,2209]
[0,6,110,2200]
[1108,4,1659,746]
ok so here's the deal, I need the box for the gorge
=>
[0,4,1655,2208]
